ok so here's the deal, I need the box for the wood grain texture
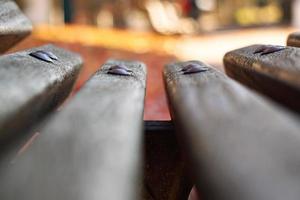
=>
[224,44,300,113]
[287,32,300,47]
[0,60,146,200]
[144,121,192,200]
[164,60,300,200]
[0,0,32,53]
[0,44,82,144]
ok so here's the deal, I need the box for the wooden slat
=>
[0,0,32,53]
[164,61,300,200]
[0,60,146,200]
[0,44,82,144]
[144,121,192,200]
[287,32,300,47]
[224,44,300,112]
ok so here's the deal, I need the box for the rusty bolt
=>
[108,64,132,76]
[181,63,208,75]
[254,45,285,55]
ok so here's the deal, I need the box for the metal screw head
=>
[181,63,208,75]
[30,51,53,63]
[109,64,132,72]
[108,64,132,76]
[254,45,285,55]
[44,51,58,60]
[29,50,58,63]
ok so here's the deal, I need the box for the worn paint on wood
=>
[224,44,300,113]
[0,0,32,53]
[0,44,82,144]
[0,60,146,200]
[164,60,300,200]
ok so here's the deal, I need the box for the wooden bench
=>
[0,45,82,145]
[0,0,32,53]
[224,44,300,113]
[164,61,300,200]
[2,56,300,200]
[1,4,300,199]
[0,60,146,200]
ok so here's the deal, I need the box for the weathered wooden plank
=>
[144,121,192,200]
[0,60,146,200]
[164,61,300,200]
[0,44,82,144]
[287,32,300,47]
[0,0,32,52]
[224,44,300,113]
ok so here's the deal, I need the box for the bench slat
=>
[287,32,300,47]
[0,44,82,144]
[224,44,300,112]
[164,61,300,200]
[0,0,32,52]
[144,121,192,200]
[0,60,146,200]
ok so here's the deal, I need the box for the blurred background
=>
[15,0,296,32]
[10,0,300,120]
